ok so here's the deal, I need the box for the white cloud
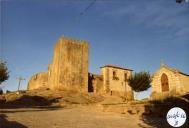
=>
[102,0,189,37]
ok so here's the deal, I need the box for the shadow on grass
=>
[0,95,62,109]
[140,94,189,128]
[0,106,63,114]
[0,114,27,128]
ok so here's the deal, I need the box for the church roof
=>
[100,64,133,71]
[161,64,189,77]
[171,68,189,77]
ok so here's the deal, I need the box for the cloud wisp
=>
[102,0,189,38]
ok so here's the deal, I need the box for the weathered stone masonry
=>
[48,36,89,91]
[28,36,89,92]
[151,64,189,98]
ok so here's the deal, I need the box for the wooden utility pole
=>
[17,76,25,92]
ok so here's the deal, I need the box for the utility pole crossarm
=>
[17,76,25,92]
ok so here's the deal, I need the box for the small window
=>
[113,71,116,77]
[124,73,127,82]
[113,70,119,80]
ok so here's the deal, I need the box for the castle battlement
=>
[60,35,88,45]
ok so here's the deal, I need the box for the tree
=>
[128,71,152,93]
[0,60,9,85]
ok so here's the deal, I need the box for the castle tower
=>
[48,36,89,92]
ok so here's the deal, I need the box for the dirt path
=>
[0,105,152,128]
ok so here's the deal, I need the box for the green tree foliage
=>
[128,71,152,92]
[0,60,9,85]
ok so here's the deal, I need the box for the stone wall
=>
[179,73,189,93]
[88,73,103,94]
[28,72,48,90]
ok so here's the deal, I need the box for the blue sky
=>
[1,0,189,99]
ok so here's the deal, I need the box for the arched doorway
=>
[161,73,169,92]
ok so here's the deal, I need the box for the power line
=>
[80,0,96,15]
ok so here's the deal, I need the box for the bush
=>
[0,60,9,85]
[128,71,152,92]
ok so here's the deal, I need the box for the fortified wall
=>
[27,72,48,90]
[28,36,89,92]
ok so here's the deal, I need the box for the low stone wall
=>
[108,91,134,100]
[151,91,182,100]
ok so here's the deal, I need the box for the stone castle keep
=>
[28,36,89,92]
[48,37,89,91]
